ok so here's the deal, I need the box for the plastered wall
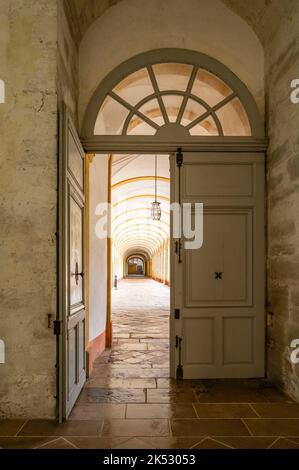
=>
[89,155,109,341]
[265,1,299,401]
[0,0,58,418]
[152,241,170,285]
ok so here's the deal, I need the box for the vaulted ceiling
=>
[64,0,293,47]
[111,154,170,259]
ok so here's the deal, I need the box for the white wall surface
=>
[89,155,109,341]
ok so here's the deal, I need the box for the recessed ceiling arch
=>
[127,253,148,263]
[114,230,167,254]
[112,176,170,189]
[117,239,159,256]
[114,225,166,241]
[112,194,170,208]
[115,230,164,248]
[115,238,166,256]
[124,249,151,259]
[112,217,170,235]
[113,222,169,243]
[120,240,158,251]
[112,208,170,225]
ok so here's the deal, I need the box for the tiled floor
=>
[1,279,299,449]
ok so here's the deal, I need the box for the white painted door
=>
[58,105,86,420]
[170,151,265,379]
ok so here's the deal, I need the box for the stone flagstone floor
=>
[1,279,299,449]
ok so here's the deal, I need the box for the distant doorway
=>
[126,256,146,277]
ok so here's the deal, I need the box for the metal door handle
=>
[72,262,85,285]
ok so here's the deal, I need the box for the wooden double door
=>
[57,125,265,419]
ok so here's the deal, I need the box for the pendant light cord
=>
[155,155,157,202]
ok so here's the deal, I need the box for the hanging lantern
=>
[151,200,161,221]
[151,155,161,221]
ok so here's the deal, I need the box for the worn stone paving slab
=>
[0,436,63,449]
[85,377,156,389]
[19,420,103,437]
[147,389,199,404]
[126,403,197,419]
[251,402,299,418]
[66,437,128,449]
[243,418,299,436]
[69,404,126,420]
[102,419,170,437]
[0,420,26,437]
[78,388,146,404]
[91,366,169,378]
[171,418,251,437]
[213,436,276,449]
[193,403,257,419]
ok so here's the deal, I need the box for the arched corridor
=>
[111,154,170,286]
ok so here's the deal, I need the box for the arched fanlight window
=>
[94,62,251,137]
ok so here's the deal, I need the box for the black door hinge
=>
[175,241,182,264]
[53,320,61,336]
[174,308,180,320]
[176,148,183,167]
[175,336,183,380]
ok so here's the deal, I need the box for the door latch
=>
[175,335,181,348]
[72,261,85,285]
[53,320,61,336]
[174,308,180,320]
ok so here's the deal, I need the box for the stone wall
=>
[266,1,299,401]
[0,0,58,417]
[58,0,79,124]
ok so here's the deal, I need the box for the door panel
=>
[223,317,254,364]
[68,128,84,191]
[69,191,84,307]
[183,163,253,198]
[187,213,222,303]
[185,209,252,307]
[171,151,265,379]
[58,105,86,420]
[183,317,215,365]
